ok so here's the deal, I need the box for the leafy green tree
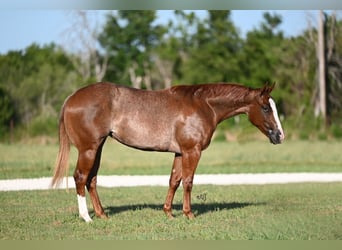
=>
[150,11,198,88]
[180,10,242,84]
[325,15,342,126]
[99,10,166,88]
[238,12,284,87]
[0,87,15,137]
[274,12,342,135]
[0,43,77,138]
[274,34,317,129]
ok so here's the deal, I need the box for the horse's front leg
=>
[163,153,182,218]
[181,147,201,219]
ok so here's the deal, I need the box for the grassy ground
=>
[1,140,342,239]
[1,183,342,239]
[1,140,342,179]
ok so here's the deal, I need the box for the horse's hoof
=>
[96,213,108,219]
[183,211,195,219]
[164,210,175,219]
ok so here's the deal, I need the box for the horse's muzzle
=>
[268,129,283,144]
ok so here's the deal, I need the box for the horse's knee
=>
[74,169,88,194]
[170,179,181,190]
[182,176,193,192]
[74,169,86,183]
[74,150,97,188]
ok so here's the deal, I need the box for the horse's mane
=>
[170,83,255,102]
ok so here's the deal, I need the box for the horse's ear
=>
[270,82,276,91]
[260,82,275,96]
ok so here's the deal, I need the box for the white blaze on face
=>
[269,98,285,141]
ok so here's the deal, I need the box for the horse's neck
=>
[205,85,255,124]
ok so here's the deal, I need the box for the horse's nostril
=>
[268,129,282,144]
[276,129,284,141]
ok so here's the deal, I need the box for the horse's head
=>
[247,83,285,144]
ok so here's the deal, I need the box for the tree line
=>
[1,10,341,141]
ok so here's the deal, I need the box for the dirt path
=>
[1,173,342,191]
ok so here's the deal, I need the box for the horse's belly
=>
[110,119,179,152]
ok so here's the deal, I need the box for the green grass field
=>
[1,140,342,179]
[1,183,342,239]
[1,140,342,239]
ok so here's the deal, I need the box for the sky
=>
[0,10,338,54]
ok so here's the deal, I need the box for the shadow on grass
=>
[103,201,265,217]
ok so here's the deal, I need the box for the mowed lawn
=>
[1,140,342,239]
[1,183,342,239]
[1,140,342,179]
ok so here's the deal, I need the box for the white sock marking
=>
[77,194,92,223]
[269,98,285,141]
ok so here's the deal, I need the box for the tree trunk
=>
[318,10,327,126]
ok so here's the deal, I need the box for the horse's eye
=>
[262,105,270,113]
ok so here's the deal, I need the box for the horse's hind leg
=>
[74,139,106,222]
[74,150,94,222]
[86,138,107,219]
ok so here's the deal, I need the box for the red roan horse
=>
[51,82,284,222]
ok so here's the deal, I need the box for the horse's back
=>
[66,82,117,104]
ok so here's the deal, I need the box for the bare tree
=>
[62,11,108,82]
[128,63,143,89]
[318,10,327,125]
[154,56,173,89]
